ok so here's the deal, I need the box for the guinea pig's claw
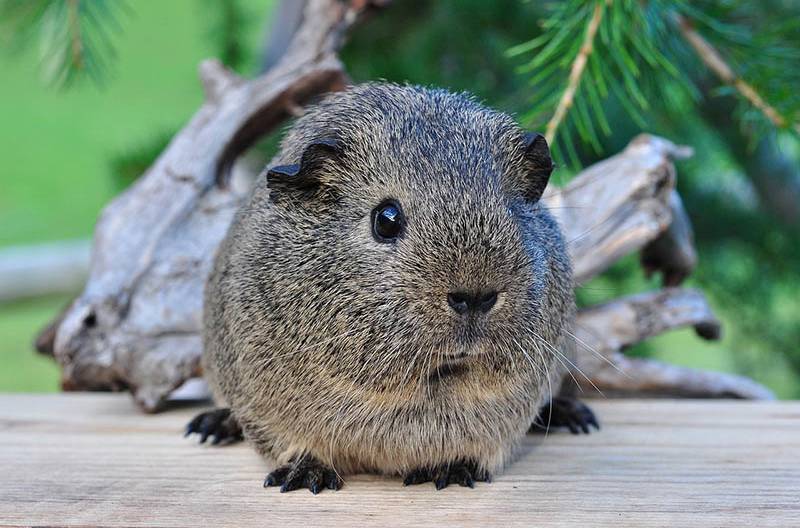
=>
[184,407,244,445]
[264,455,343,494]
[403,459,491,490]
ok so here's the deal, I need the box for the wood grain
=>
[1,394,798,527]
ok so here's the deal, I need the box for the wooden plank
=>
[0,394,798,527]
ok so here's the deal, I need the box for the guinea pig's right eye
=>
[371,200,405,242]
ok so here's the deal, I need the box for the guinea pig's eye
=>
[371,200,405,242]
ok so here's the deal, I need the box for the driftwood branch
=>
[544,134,693,284]
[640,191,697,287]
[39,3,773,410]
[573,288,774,399]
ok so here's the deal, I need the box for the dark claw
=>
[264,465,290,488]
[199,425,212,443]
[185,408,244,445]
[184,414,202,437]
[403,468,432,486]
[579,420,590,435]
[530,397,599,435]
[280,479,300,493]
[458,471,475,488]
[304,469,323,495]
[265,455,342,494]
[449,465,474,488]
[588,415,600,430]
[325,469,343,490]
[567,421,579,435]
[447,465,475,488]
[403,459,490,490]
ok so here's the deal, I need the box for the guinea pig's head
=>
[257,84,571,392]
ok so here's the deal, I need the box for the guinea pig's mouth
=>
[429,355,470,382]
[427,329,491,382]
[427,351,474,382]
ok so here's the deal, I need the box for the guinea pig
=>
[187,83,597,493]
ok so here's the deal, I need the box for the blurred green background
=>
[0,0,797,396]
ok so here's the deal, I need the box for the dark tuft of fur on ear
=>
[265,138,342,191]
[522,132,554,203]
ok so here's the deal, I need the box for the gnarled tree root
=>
[573,288,774,399]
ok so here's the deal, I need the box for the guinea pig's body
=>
[189,83,596,493]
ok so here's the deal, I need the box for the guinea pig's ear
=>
[265,138,342,192]
[520,132,554,203]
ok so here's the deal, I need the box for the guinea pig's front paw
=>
[264,454,343,494]
[403,459,492,490]
[530,396,600,435]
[184,407,243,445]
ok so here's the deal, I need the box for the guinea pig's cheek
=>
[492,291,507,313]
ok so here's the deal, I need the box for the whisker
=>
[543,352,553,437]
[567,213,616,245]
[528,328,604,397]
[548,343,584,393]
[522,329,582,392]
[511,338,552,437]
[564,328,628,377]
[327,396,349,486]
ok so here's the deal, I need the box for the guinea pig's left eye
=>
[371,200,405,242]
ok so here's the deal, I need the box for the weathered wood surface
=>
[1,394,798,527]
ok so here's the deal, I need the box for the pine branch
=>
[66,0,84,73]
[511,0,799,166]
[675,14,799,135]
[0,0,128,88]
[545,1,604,144]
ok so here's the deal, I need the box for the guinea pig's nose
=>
[447,290,498,315]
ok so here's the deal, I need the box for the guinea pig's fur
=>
[202,83,574,481]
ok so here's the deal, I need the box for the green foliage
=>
[683,170,800,396]
[504,2,800,396]
[685,1,800,135]
[507,0,800,166]
[108,131,174,192]
[0,0,130,87]
[0,0,268,88]
[0,0,226,246]
[0,296,66,392]
[508,0,681,163]
[200,0,256,72]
